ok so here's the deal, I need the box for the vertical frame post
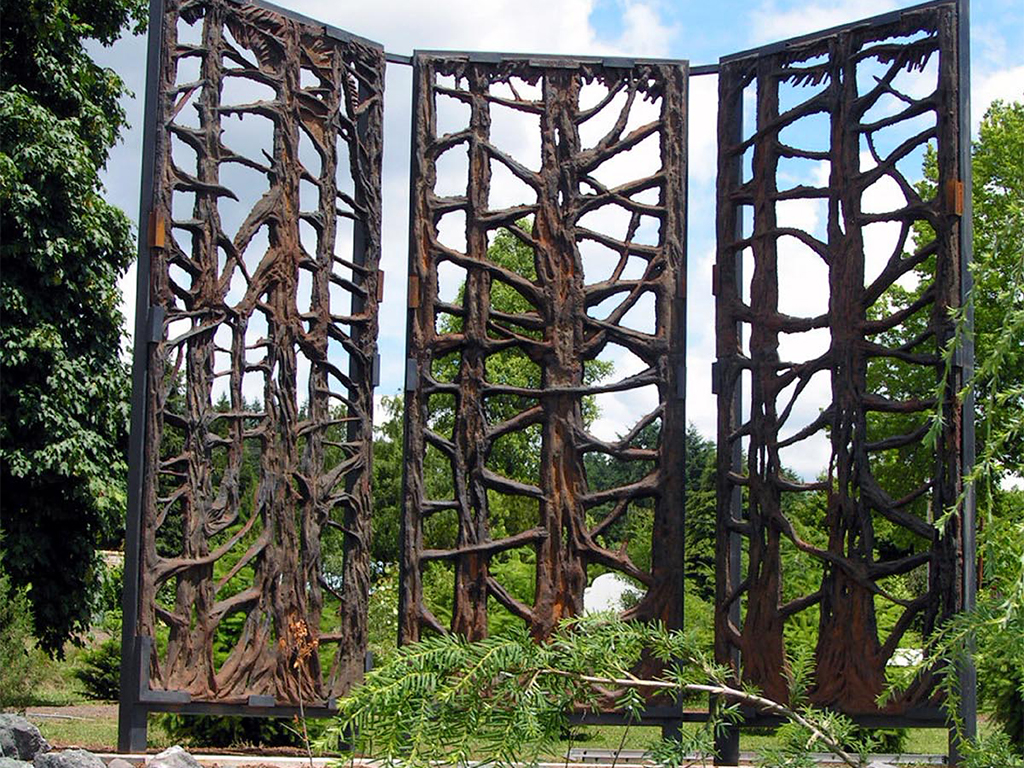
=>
[950,0,977,761]
[118,0,166,751]
[713,62,744,768]
[398,52,428,646]
[661,61,691,743]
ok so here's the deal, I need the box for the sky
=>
[89,0,1024,480]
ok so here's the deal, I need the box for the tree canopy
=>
[858,99,1024,748]
[0,0,145,654]
[967,100,1024,494]
[961,100,1024,749]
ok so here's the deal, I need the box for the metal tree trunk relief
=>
[133,0,384,703]
[401,54,688,643]
[714,3,968,715]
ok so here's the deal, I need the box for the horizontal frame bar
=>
[411,48,689,68]
[720,0,955,63]
[386,51,717,73]
[227,0,384,49]
[574,704,951,728]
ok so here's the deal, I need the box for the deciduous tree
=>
[0,0,145,654]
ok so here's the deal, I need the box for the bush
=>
[974,498,1024,752]
[986,662,1023,748]
[857,727,908,754]
[157,713,326,748]
[73,637,122,700]
[93,560,124,626]
[0,566,41,706]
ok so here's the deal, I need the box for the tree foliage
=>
[324,615,877,768]
[963,101,1024,748]
[874,101,1024,752]
[370,395,406,565]
[0,0,145,654]
[966,100,1024,497]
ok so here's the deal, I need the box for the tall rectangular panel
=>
[400,53,689,643]
[126,0,384,706]
[714,1,970,716]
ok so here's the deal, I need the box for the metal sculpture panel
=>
[131,0,384,704]
[401,53,688,643]
[714,2,969,715]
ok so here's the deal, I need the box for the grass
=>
[533,723,959,759]
[563,720,1002,757]
[29,715,176,753]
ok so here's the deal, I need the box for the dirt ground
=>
[27,703,119,720]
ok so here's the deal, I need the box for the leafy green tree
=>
[432,226,613,482]
[370,395,405,565]
[871,101,1024,750]
[964,101,1024,748]
[967,100,1023,497]
[974,492,1024,748]
[0,0,145,654]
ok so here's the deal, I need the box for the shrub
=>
[73,637,122,700]
[93,560,124,626]
[157,714,326,748]
[0,566,41,706]
[857,727,908,754]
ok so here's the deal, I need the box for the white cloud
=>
[589,385,660,442]
[972,64,1024,129]
[684,349,716,438]
[616,0,678,58]
[747,0,897,45]
[687,75,718,184]
[284,0,667,58]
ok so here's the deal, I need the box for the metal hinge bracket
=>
[405,358,419,390]
[148,211,166,249]
[946,179,964,216]
[408,274,421,308]
[147,306,165,344]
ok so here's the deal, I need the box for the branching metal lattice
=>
[136,0,383,703]
[714,3,967,715]
[401,54,689,644]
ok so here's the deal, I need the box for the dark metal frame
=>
[952,0,977,758]
[118,0,167,747]
[120,0,974,758]
[398,50,689,656]
[118,0,384,750]
[712,0,975,760]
